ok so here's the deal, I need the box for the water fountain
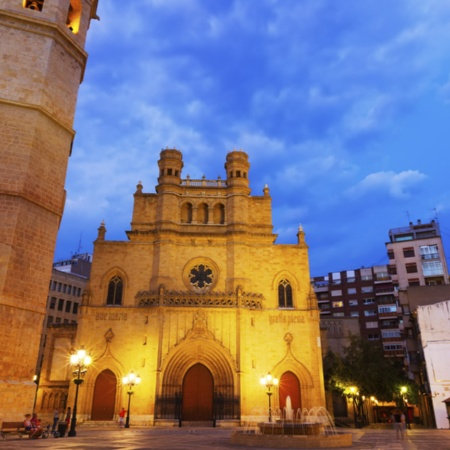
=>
[231,404,353,448]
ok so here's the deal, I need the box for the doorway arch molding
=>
[159,337,237,397]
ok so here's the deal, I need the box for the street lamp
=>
[400,386,407,407]
[260,372,278,422]
[122,371,141,428]
[68,347,91,437]
[347,386,359,428]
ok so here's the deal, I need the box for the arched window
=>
[66,0,82,33]
[213,203,225,224]
[198,203,209,224]
[106,276,123,305]
[278,279,293,308]
[181,202,193,223]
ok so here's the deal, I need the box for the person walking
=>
[118,407,126,427]
[52,409,59,431]
[391,408,406,439]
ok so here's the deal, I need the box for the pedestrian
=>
[391,408,405,439]
[118,407,126,427]
[52,409,59,431]
[65,407,71,425]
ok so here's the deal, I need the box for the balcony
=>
[374,276,391,284]
[420,253,439,261]
[375,287,396,296]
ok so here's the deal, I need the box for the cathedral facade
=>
[69,149,325,425]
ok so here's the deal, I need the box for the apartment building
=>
[312,265,403,357]
[35,254,92,374]
[386,219,449,289]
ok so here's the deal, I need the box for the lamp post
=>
[68,347,91,437]
[347,386,359,428]
[260,372,278,422]
[400,386,407,408]
[122,371,141,428]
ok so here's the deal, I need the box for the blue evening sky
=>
[54,0,450,277]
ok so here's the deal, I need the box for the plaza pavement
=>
[0,426,449,450]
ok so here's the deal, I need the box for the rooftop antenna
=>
[432,207,439,222]
[73,233,83,257]
[405,210,410,222]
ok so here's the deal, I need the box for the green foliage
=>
[323,335,415,403]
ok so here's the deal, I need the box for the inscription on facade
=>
[95,312,128,321]
[269,315,305,325]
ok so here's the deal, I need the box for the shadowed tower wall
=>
[0,0,98,419]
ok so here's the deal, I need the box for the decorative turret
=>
[156,148,183,192]
[297,224,308,249]
[96,220,106,241]
[224,149,251,195]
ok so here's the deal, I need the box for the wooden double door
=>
[182,363,214,421]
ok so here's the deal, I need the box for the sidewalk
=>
[0,426,448,449]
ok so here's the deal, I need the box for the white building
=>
[417,300,450,429]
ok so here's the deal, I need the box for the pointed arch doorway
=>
[279,371,301,413]
[91,369,116,420]
[182,363,214,422]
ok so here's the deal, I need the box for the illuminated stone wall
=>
[64,150,325,425]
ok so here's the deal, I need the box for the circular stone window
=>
[183,258,219,293]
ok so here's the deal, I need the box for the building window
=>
[332,301,344,308]
[349,299,358,307]
[367,333,379,340]
[181,202,193,223]
[66,1,82,34]
[382,330,401,338]
[350,311,359,317]
[346,270,355,283]
[107,276,123,305]
[65,301,72,313]
[24,0,44,11]
[67,285,72,295]
[363,298,375,305]
[333,312,345,317]
[331,290,342,297]
[47,316,53,325]
[403,248,415,258]
[213,203,225,224]
[378,306,397,314]
[422,261,443,276]
[197,203,209,224]
[331,272,341,284]
[405,263,417,273]
[57,299,64,311]
[50,297,57,309]
[361,286,373,293]
[73,303,78,315]
[348,288,357,295]
[364,309,377,317]
[408,279,420,286]
[419,245,439,260]
[388,265,397,275]
[366,321,378,329]
[387,250,394,260]
[278,279,293,308]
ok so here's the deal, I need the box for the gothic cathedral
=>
[69,149,325,425]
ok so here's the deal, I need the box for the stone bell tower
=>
[0,0,99,419]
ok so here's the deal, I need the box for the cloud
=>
[346,170,427,200]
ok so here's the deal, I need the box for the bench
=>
[0,421,28,439]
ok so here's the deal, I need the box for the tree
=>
[323,335,417,423]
